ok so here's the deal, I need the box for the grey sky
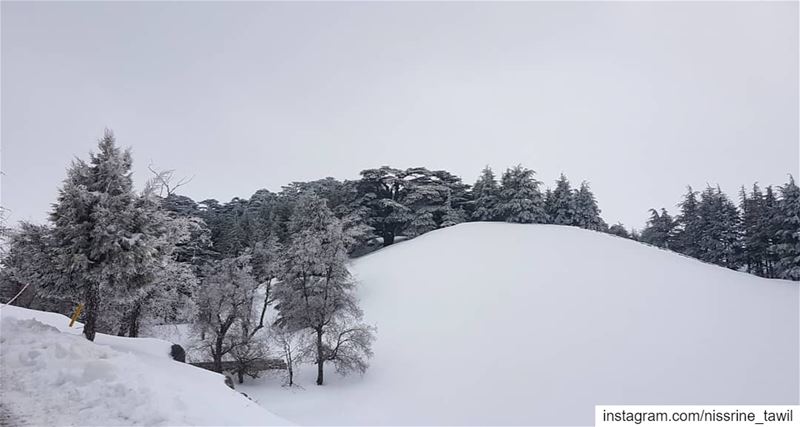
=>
[2,1,798,230]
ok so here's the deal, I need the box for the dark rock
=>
[170,344,186,362]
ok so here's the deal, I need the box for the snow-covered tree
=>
[545,174,576,226]
[273,194,374,385]
[640,208,675,249]
[673,186,702,259]
[355,167,414,246]
[356,166,466,245]
[494,165,547,224]
[250,235,281,333]
[471,166,500,221]
[0,222,67,312]
[695,186,742,269]
[228,327,270,384]
[739,184,772,277]
[773,176,800,280]
[193,254,260,372]
[270,324,305,387]
[573,181,607,231]
[44,130,163,341]
[762,186,780,277]
[112,179,200,337]
[607,222,631,239]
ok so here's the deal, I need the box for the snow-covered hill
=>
[241,223,799,425]
[0,305,288,426]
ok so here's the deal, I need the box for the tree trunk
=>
[127,303,141,338]
[83,285,99,341]
[213,336,224,373]
[315,328,324,385]
[382,232,395,247]
[237,370,244,384]
[284,342,294,386]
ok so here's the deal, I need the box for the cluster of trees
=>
[639,181,800,280]
[163,164,607,258]
[2,130,797,385]
[0,131,374,386]
[1,133,198,340]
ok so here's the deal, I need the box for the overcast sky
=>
[2,1,798,230]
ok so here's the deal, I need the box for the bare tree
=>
[325,319,376,377]
[271,325,304,387]
[147,163,194,197]
[229,328,269,384]
[193,255,259,372]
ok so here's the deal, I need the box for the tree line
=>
[1,131,797,383]
[638,181,800,280]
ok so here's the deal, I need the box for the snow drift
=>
[0,305,288,426]
[241,222,799,425]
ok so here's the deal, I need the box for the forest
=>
[1,130,798,386]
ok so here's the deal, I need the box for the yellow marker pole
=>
[69,303,84,327]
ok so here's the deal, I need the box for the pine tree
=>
[573,181,607,231]
[115,182,199,337]
[695,186,742,269]
[763,186,780,277]
[640,208,675,248]
[471,166,500,221]
[607,222,630,239]
[545,174,576,226]
[0,222,67,312]
[773,176,800,280]
[739,184,770,276]
[494,165,547,224]
[45,130,148,341]
[356,166,467,245]
[674,186,702,258]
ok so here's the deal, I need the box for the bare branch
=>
[148,162,194,197]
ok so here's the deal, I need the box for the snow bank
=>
[240,222,799,425]
[0,305,289,426]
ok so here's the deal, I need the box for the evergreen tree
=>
[45,131,153,341]
[356,166,466,246]
[114,182,199,337]
[607,222,630,239]
[762,186,780,277]
[494,165,547,224]
[695,186,742,269]
[739,184,771,276]
[245,189,279,245]
[0,222,67,312]
[773,176,800,280]
[640,208,675,248]
[471,166,500,221]
[573,181,607,231]
[545,174,576,226]
[673,186,702,258]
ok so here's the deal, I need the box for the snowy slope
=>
[240,222,799,426]
[0,305,289,426]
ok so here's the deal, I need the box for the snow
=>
[5,223,795,426]
[238,223,799,425]
[0,305,289,426]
